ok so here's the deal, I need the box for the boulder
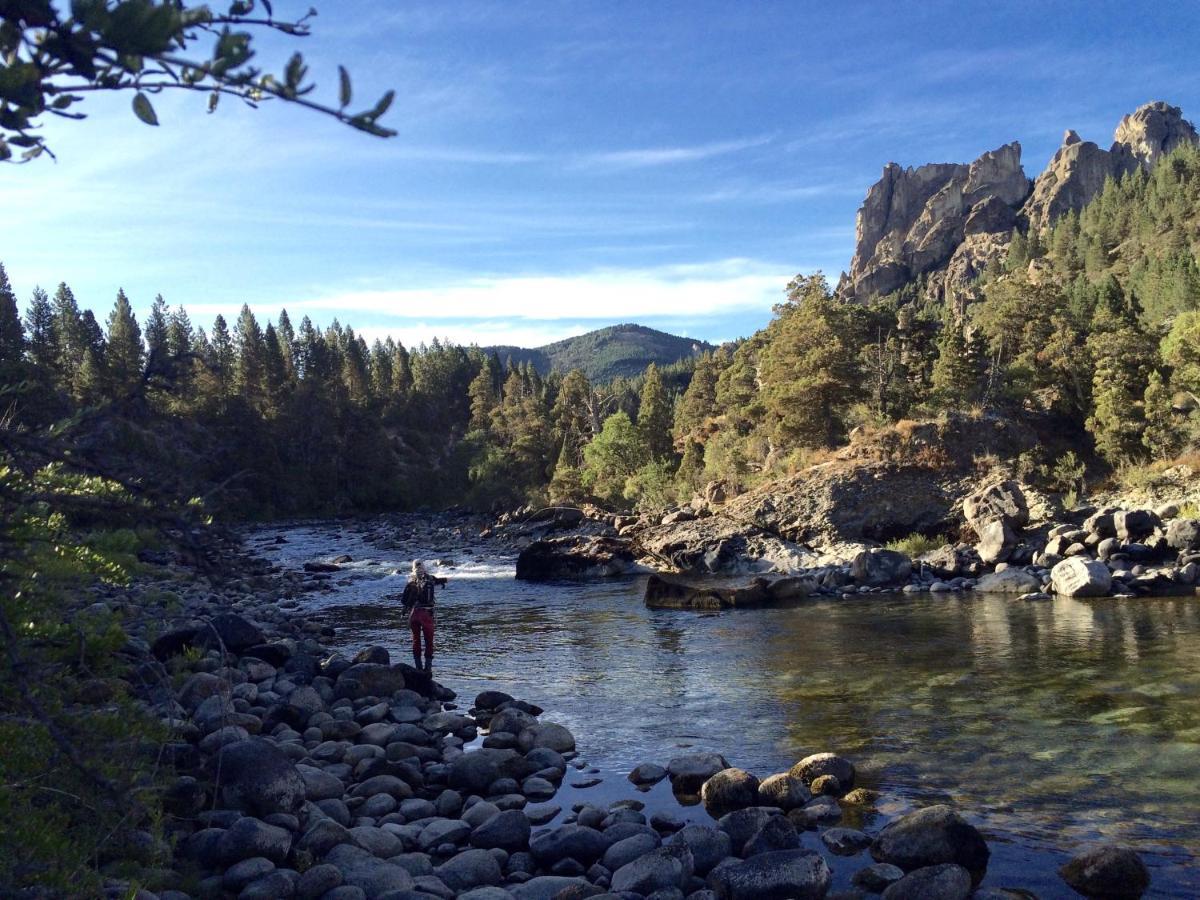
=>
[973,568,1040,594]
[611,844,694,894]
[436,848,503,892]
[881,863,972,900]
[528,825,608,866]
[644,575,776,610]
[1051,558,1113,597]
[667,753,730,793]
[717,808,782,856]
[975,519,1017,565]
[870,805,990,883]
[324,843,415,898]
[851,549,913,587]
[198,613,264,653]
[1166,518,1200,551]
[470,809,531,851]
[701,768,761,818]
[217,816,292,865]
[756,773,811,810]
[448,750,526,795]
[628,763,668,787]
[789,753,855,790]
[335,663,406,700]
[515,536,638,581]
[669,825,732,876]
[707,848,832,900]
[1058,844,1150,899]
[214,739,305,817]
[1114,509,1160,543]
[603,832,661,872]
[517,722,575,754]
[964,481,1029,532]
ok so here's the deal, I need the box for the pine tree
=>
[233,304,266,407]
[210,315,235,400]
[467,359,498,432]
[50,282,86,392]
[1143,370,1183,459]
[551,369,594,467]
[166,306,194,356]
[1086,323,1155,464]
[144,293,168,361]
[929,317,979,408]
[263,323,289,414]
[1004,228,1029,272]
[0,263,25,385]
[105,289,143,397]
[636,363,674,461]
[673,353,718,444]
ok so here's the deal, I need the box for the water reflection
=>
[253,524,1200,895]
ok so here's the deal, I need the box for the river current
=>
[249,517,1200,896]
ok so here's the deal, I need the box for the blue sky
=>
[4,0,1200,349]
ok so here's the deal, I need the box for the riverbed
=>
[251,517,1200,896]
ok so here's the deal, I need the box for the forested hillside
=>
[3,144,1198,520]
[488,323,712,382]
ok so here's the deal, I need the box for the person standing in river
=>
[401,560,446,674]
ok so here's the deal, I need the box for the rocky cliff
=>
[839,101,1198,305]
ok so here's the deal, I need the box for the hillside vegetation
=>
[487,323,712,382]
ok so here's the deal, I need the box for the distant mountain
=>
[486,323,713,382]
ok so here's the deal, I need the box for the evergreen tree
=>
[210,314,235,400]
[233,304,266,407]
[581,411,648,508]
[1086,323,1155,464]
[1143,370,1183,458]
[166,305,194,356]
[673,352,718,444]
[104,289,143,397]
[551,369,594,467]
[929,317,979,408]
[636,363,673,461]
[144,293,169,360]
[50,282,86,392]
[467,359,498,432]
[24,287,58,377]
[0,263,25,385]
[758,273,863,448]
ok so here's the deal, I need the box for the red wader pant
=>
[410,607,434,662]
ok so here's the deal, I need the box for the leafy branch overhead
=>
[0,0,396,161]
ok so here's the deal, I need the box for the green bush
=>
[885,532,946,557]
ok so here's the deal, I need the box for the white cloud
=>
[281,258,791,321]
[574,136,772,170]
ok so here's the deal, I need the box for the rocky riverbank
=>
[71,520,1167,900]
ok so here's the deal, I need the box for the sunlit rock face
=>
[840,101,1197,305]
[841,142,1030,300]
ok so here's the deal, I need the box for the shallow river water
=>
[250,519,1200,896]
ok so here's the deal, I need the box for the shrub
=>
[885,532,946,557]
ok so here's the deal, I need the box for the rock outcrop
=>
[1021,101,1197,233]
[841,142,1030,300]
[842,101,1197,304]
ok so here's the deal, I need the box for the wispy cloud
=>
[184,258,794,327]
[573,135,772,170]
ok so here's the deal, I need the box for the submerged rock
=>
[515,536,639,581]
[1058,844,1150,899]
[870,805,990,884]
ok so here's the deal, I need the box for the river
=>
[249,516,1200,896]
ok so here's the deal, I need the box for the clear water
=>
[251,519,1200,896]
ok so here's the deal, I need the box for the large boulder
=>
[701,768,761,818]
[528,825,608,866]
[707,848,832,900]
[644,575,778,610]
[974,568,1040,594]
[757,773,812,810]
[851,549,913,587]
[335,663,406,700]
[870,805,990,884]
[611,844,694,894]
[667,752,730,793]
[448,749,527,795]
[214,739,305,817]
[1058,844,1150,899]
[1051,558,1113,598]
[669,824,733,876]
[515,536,638,581]
[975,519,1017,565]
[436,848,504,892]
[197,613,264,654]
[470,809,531,851]
[324,843,415,898]
[964,481,1029,533]
[1166,518,1200,551]
[789,753,855,790]
[517,722,575,754]
[1114,509,1160,543]
[881,863,972,900]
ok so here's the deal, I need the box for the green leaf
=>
[131,91,158,126]
[337,64,351,108]
[371,89,394,119]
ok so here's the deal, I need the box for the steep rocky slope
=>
[838,101,1198,306]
